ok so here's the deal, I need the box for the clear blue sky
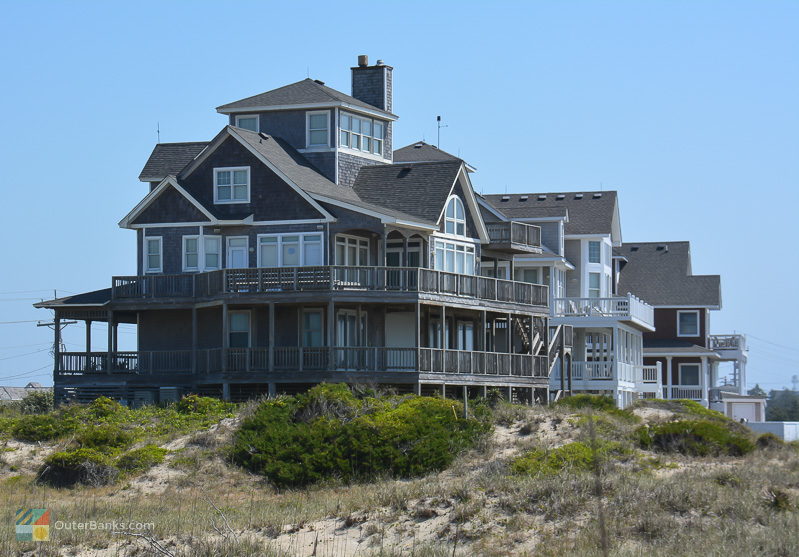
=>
[1,1,797,390]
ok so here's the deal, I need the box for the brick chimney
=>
[351,55,393,112]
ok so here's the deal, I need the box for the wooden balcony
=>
[111,266,549,309]
[552,294,654,330]
[485,222,543,253]
[709,334,746,352]
[57,348,549,379]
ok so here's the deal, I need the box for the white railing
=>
[709,334,746,351]
[638,364,660,383]
[553,293,654,328]
[669,386,704,400]
[572,361,614,380]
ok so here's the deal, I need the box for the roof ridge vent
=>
[656,244,668,252]
[313,79,325,85]
[593,192,602,198]
[500,195,510,202]
[537,194,547,200]
[575,193,584,199]
[630,246,639,252]
[519,195,529,201]
[556,194,565,200]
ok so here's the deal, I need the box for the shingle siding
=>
[351,65,392,111]
[131,185,210,225]
[338,151,384,188]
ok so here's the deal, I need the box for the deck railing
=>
[486,222,542,249]
[668,386,704,400]
[709,334,746,351]
[553,293,654,327]
[58,347,548,378]
[112,266,548,307]
[571,361,614,380]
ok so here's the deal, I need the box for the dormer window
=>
[339,112,384,156]
[306,111,330,147]
[214,167,250,204]
[444,196,466,236]
[234,115,259,132]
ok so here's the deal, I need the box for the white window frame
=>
[213,166,250,204]
[339,111,385,156]
[335,234,370,266]
[182,235,200,272]
[443,195,467,237]
[226,236,250,269]
[144,236,162,274]
[588,272,601,298]
[306,110,330,148]
[203,235,222,270]
[433,238,476,275]
[257,233,324,267]
[234,114,259,132]
[678,363,701,386]
[588,240,601,264]
[677,310,700,337]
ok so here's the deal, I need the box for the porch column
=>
[327,300,335,370]
[85,320,92,352]
[493,258,499,277]
[507,313,512,354]
[113,322,119,352]
[666,356,673,399]
[480,310,487,351]
[612,326,619,381]
[268,302,275,372]
[222,382,230,402]
[415,303,421,371]
[402,237,408,267]
[106,310,113,375]
[54,313,61,375]
[221,302,229,373]
[440,305,446,349]
[700,356,708,405]
[509,259,515,280]
[191,307,198,375]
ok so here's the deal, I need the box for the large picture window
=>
[257,233,323,267]
[339,112,384,156]
[214,167,250,203]
[335,235,369,266]
[434,239,475,275]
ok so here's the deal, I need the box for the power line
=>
[748,334,799,353]
[0,364,51,381]
[0,320,42,325]
[0,348,50,361]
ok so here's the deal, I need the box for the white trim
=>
[475,196,509,221]
[234,114,259,132]
[226,236,250,268]
[128,218,329,229]
[306,110,331,148]
[256,232,323,267]
[443,195,467,237]
[565,233,612,240]
[217,102,398,121]
[213,166,250,204]
[334,234,371,266]
[182,235,200,272]
[119,175,215,229]
[677,310,701,337]
[337,146,388,162]
[143,236,163,274]
[454,167,490,243]
[678,362,701,386]
[653,304,721,310]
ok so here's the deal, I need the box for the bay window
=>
[588,241,601,264]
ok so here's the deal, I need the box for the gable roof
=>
[353,161,463,223]
[139,142,208,182]
[120,176,215,228]
[616,241,722,308]
[0,384,51,402]
[394,141,476,171]
[484,191,619,236]
[216,78,397,119]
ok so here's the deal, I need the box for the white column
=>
[666,356,673,399]
[701,356,708,406]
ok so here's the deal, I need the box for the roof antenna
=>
[306,66,310,78]
[156,122,160,143]
[436,115,448,148]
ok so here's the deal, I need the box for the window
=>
[339,112,384,155]
[335,235,369,266]
[588,241,601,264]
[444,196,466,236]
[434,240,475,275]
[307,111,329,147]
[228,312,250,348]
[183,237,199,271]
[516,268,539,284]
[214,167,249,203]
[234,115,258,132]
[386,239,422,267]
[588,272,601,298]
[302,310,323,347]
[679,363,700,386]
[677,310,700,337]
[204,236,221,270]
[257,234,323,267]
[144,237,162,273]
[456,321,475,351]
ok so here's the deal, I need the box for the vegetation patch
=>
[511,440,629,476]
[756,432,785,450]
[557,394,639,422]
[637,419,755,457]
[230,383,490,487]
[41,448,119,487]
[116,445,168,473]
[10,414,77,442]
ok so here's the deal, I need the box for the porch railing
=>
[571,361,614,380]
[709,334,746,351]
[112,266,548,307]
[58,347,549,378]
[553,293,654,327]
[668,386,704,400]
[486,222,542,249]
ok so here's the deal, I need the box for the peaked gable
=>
[130,183,212,225]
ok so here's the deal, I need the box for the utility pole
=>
[38,303,77,375]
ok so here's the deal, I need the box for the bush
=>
[556,394,618,413]
[230,384,490,487]
[11,414,76,442]
[87,396,127,420]
[41,448,119,486]
[637,420,755,457]
[75,424,135,451]
[511,440,628,476]
[18,390,54,414]
[174,394,233,416]
[116,445,168,472]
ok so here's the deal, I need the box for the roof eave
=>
[216,102,398,121]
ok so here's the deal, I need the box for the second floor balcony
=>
[709,334,747,353]
[552,293,654,330]
[111,266,549,310]
[485,222,543,254]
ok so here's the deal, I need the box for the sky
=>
[0,1,797,391]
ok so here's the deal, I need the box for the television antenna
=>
[436,116,448,148]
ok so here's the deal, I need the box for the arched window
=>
[444,196,466,236]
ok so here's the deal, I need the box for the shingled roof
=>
[616,241,721,308]
[393,141,476,171]
[484,191,618,235]
[139,142,208,182]
[353,161,463,224]
[216,78,396,118]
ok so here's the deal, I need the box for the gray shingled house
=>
[35,56,558,405]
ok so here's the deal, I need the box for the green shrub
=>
[174,394,233,415]
[18,390,54,414]
[41,448,119,486]
[75,425,135,452]
[637,420,755,457]
[11,414,76,441]
[116,445,168,472]
[756,433,785,450]
[230,384,489,487]
[556,394,618,413]
[86,396,127,420]
[511,440,628,476]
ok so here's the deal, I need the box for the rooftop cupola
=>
[351,55,393,112]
